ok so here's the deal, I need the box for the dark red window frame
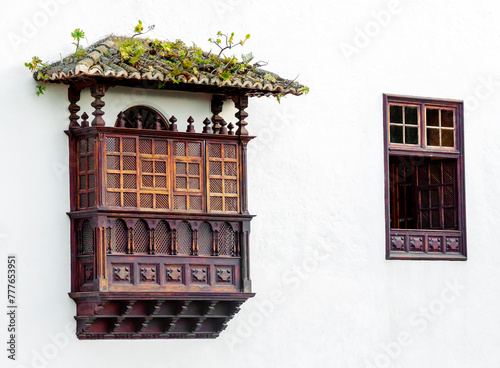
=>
[383,94,467,260]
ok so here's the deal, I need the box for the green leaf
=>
[134,20,143,34]
[220,71,232,81]
[36,85,46,96]
[71,28,85,41]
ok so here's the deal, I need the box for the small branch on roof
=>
[283,74,300,88]
[208,31,251,61]
[132,20,155,38]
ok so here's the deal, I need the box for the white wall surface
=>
[1,0,500,367]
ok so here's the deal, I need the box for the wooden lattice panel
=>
[104,218,239,258]
[111,219,128,254]
[81,220,94,255]
[77,137,96,209]
[172,141,204,212]
[218,223,236,256]
[207,143,239,212]
[105,135,170,210]
[155,221,171,254]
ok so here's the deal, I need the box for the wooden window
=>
[384,95,466,260]
[77,137,96,209]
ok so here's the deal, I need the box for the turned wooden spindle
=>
[81,112,89,128]
[169,116,178,131]
[115,111,127,128]
[134,113,143,129]
[186,116,195,133]
[202,118,212,133]
[228,122,235,135]
[90,84,106,127]
[211,95,226,135]
[213,121,221,134]
[233,94,249,135]
[68,87,81,129]
[219,119,228,135]
[154,115,162,130]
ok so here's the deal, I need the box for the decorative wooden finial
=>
[154,115,162,130]
[186,116,195,133]
[202,118,212,133]
[228,122,235,135]
[90,84,106,126]
[81,112,89,128]
[219,119,228,135]
[116,112,126,127]
[134,113,143,129]
[169,116,178,131]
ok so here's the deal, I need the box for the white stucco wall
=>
[1,0,500,367]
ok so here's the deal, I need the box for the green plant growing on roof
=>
[71,28,86,58]
[26,22,309,100]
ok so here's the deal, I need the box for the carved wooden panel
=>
[112,264,132,283]
[389,229,462,258]
[83,263,93,284]
[166,265,183,283]
[106,255,239,292]
[216,266,233,285]
[191,266,209,284]
[139,265,158,284]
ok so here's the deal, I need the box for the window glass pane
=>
[405,126,419,145]
[390,125,403,143]
[427,128,440,146]
[405,107,418,125]
[390,105,403,124]
[441,129,454,147]
[426,108,439,127]
[441,110,454,127]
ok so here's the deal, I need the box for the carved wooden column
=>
[68,86,81,129]
[149,228,155,254]
[241,221,251,292]
[94,217,108,291]
[90,84,106,126]
[192,229,198,255]
[240,141,249,214]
